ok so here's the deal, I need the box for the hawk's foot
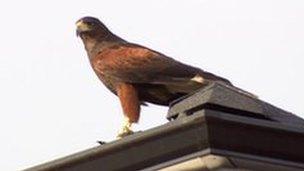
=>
[117,117,134,139]
[117,127,134,139]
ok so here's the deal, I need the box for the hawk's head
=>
[76,16,111,39]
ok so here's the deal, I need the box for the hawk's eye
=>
[88,22,95,26]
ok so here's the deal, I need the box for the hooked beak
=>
[76,20,89,37]
[76,29,80,37]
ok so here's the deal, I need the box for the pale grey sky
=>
[0,0,303,170]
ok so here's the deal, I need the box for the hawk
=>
[76,16,233,138]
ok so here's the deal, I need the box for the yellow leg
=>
[117,116,134,139]
[116,83,140,139]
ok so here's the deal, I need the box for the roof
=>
[25,83,304,171]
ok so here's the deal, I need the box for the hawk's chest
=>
[96,72,118,95]
[90,57,119,95]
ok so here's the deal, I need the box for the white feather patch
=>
[191,74,204,83]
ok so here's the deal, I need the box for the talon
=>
[117,128,134,139]
[117,117,134,139]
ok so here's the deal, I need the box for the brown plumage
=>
[76,16,232,138]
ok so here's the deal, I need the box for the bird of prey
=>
[76,16,233,138]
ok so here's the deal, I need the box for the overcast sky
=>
[1,0,304,170]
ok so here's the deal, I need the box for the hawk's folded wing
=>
[93,44,231,88]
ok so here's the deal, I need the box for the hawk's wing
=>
[93,44,231,92]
